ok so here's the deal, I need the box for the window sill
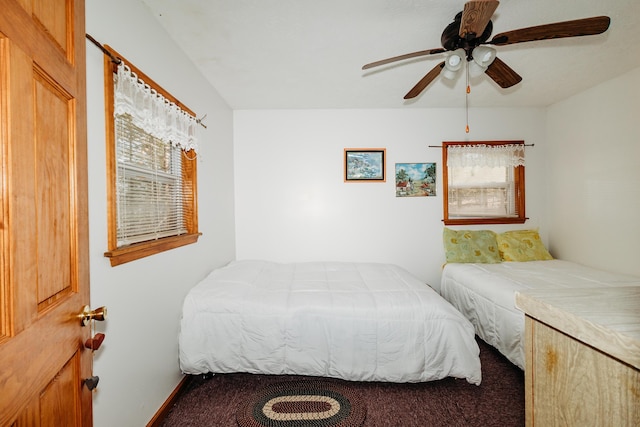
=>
[104,233,202,267]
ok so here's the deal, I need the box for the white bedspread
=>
[179,260,482,384]
[441,260,640,369]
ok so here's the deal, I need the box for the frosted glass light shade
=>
[469,46,497,77]
[442,49,465,80]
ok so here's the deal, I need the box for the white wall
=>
[546,67,640,277]
[86,1,235,426]
[234,107,548,291]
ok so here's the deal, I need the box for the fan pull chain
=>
[465,64,470,133]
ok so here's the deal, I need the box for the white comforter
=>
[179,260,481,384]
[441,260,640,369]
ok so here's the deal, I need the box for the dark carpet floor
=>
[160,337,524,426]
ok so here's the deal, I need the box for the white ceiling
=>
[139,0,640,109]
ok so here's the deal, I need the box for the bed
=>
[179,260,482,384]
[441,260,640,370]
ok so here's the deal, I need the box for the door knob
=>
[78,305,108,326]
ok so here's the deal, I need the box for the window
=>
[442,141,526,225]
[103,47,200,266]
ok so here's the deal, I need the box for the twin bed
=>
[439,228,640,369]
[440,260,640,369]
[178,230,640,383]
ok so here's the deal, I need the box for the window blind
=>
[115,114,187,246]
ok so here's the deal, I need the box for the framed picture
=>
[395,163,436,197]
[344,148,386,182]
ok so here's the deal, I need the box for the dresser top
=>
[515,286,640,369]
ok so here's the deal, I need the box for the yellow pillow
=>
[443,228,501,263]
[497,229,553,262]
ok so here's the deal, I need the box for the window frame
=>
[102,46,200,266]
[442,140,526,226]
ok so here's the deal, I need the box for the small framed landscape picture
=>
[395,163,436,197]
[344,148,386,182]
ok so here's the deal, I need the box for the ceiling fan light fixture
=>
[472,46,496,67]
[468,61,487,77]
[442,49,465,80]
[468,46,496,77]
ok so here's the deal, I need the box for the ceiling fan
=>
[362,0,611,100]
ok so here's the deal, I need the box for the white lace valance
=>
[447,144,525,168]
[114,62,198,153]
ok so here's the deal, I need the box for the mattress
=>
[179,260,482,384]
[440,260,640,369]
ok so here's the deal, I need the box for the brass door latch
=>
[78,305,107,327]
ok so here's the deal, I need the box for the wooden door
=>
[0,0,92,425]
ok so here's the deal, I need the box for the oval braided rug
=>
[236,380,367,426]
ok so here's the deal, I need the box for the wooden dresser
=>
[515,287,640,427]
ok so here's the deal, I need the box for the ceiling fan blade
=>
[489,16,610,46]
[459,0,500,39]
[362,48,446,70]
[485,57,522,88]
[404,62,445,99]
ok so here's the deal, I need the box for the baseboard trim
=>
[146,375,192,427]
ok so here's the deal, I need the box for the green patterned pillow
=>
[496,229,553,261]
[443,228,501,263]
